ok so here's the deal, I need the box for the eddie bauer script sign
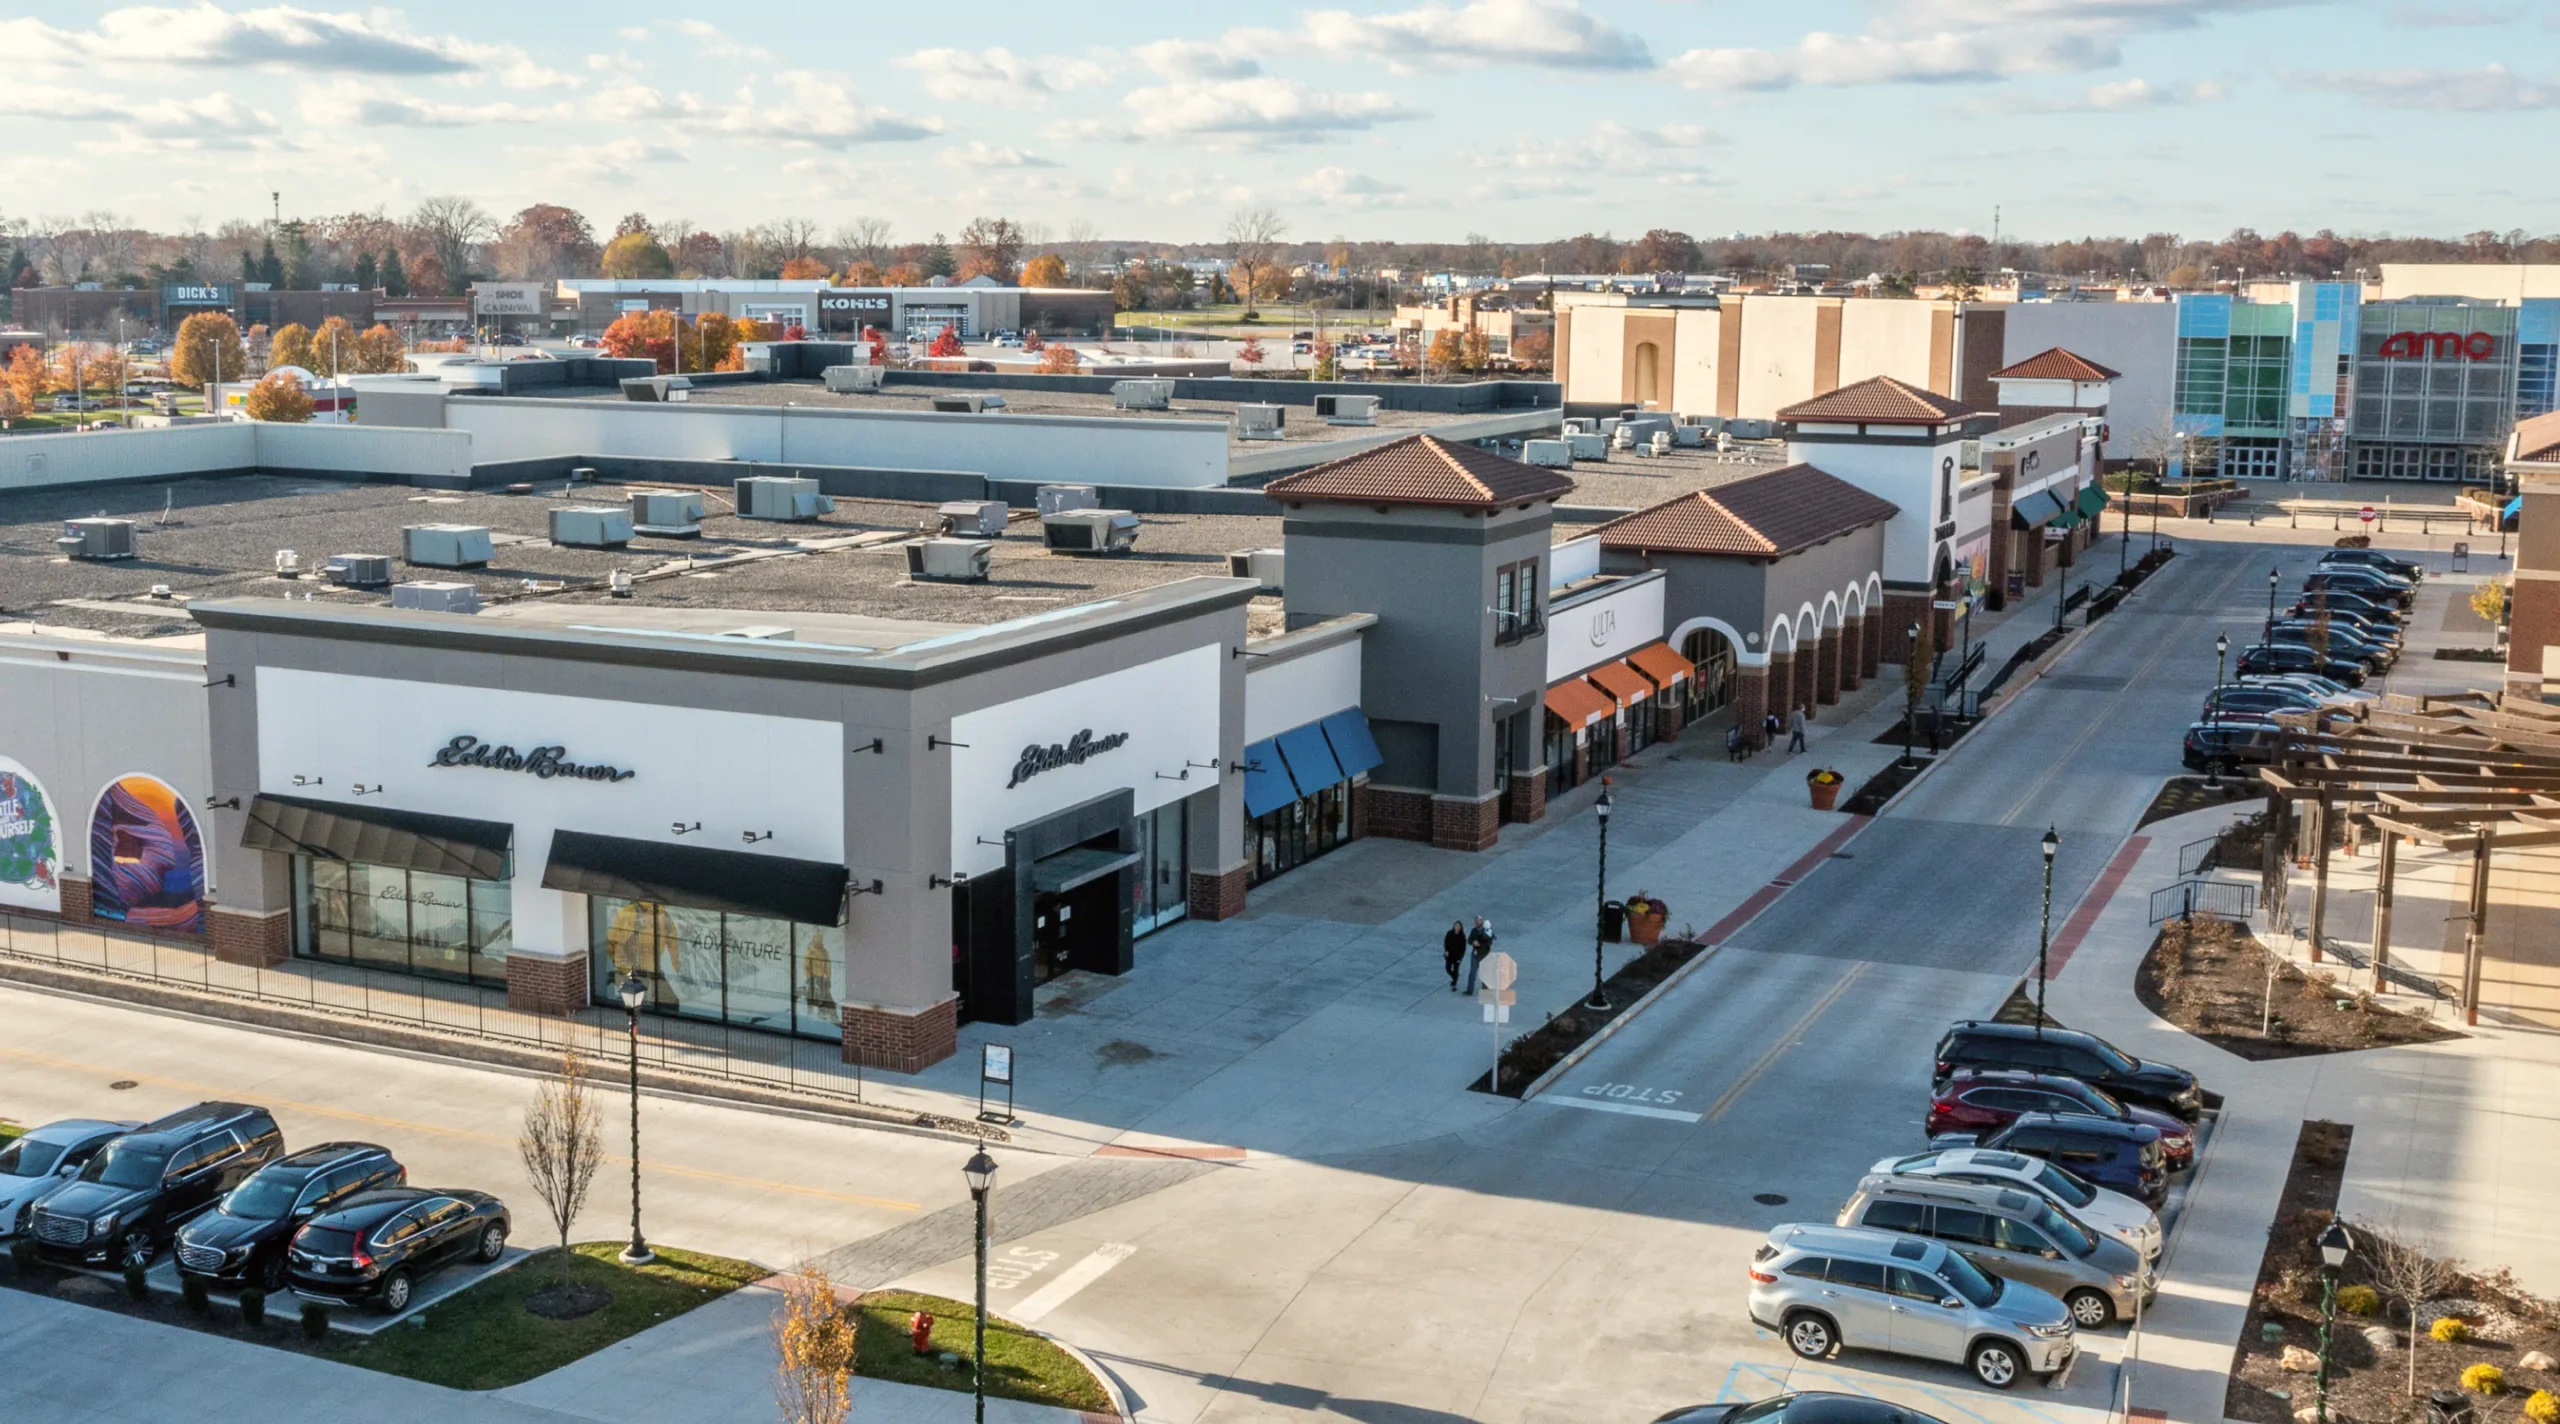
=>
[428,735,637,783]
[1007,729,1129,789]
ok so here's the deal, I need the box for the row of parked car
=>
[0,1101,510,1314]
[2184,548,2424,772]
[1744,1020,2205,1391]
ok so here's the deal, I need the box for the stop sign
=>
[2360,506,2376,524]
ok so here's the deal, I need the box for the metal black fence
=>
[2177,835,2223,877]
[0,913,868,1105]
[2146,879,2256,926]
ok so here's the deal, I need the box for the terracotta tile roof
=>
[1991,347,2122,383]
[2515,409,2560,463]
[1264,434,1576,508]
[1777,376,1982,426]
[1590,464,1900,558]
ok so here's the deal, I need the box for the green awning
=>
[2053,508,2084,531]
[2075,485,2109,517]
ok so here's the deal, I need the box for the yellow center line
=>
[1703,962,1869,1122]
[0,1043,921,1213]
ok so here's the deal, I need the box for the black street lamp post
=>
[2316,1221,2355,1424]
[616,971,653,1266]
[2267,567,2281,640]
[1588,779,1613,1011]
[963,1150,999,1424]
[2208,633,2230,790]
[1902,622,1921,767]
[2034,828,2059,1034]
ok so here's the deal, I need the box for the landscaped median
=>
[853,1288,1116,1414]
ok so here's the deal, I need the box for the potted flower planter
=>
[1807,767,1844,811]
[1623,894,1667,948]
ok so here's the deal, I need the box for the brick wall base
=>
[1735,665,1770,750]
[1881,592,1935,666]
[1506,768,1547,824]
[506,953,590,1015]
[1655,696,1685,743]
[209,906,290,967]
[1361,785,1433,843]
[1816,629,1843,705]
[839,997,959,1075]
[1430,793,1501,852]
[1764,653,1793,727]
[1186,863,1249,921]
[62,878,91,922]
[2510,579,2560,681]
[1862,608,1884,679]
[1837,617,1863,692]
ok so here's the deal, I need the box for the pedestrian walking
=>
[1463,917,1494,994]
[1786,706,1808,753]
[1724,722,1744,762]
[1763,711,1782,748]
[1442,920,1467,991]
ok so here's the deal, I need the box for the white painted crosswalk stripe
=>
[1009,1242,1137,1323]
[1538,1094,1704,1124]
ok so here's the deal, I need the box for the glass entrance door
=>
[1132,801,1189,937]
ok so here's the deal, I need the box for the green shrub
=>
[2337,1284,2381,1317]
[2522,1390,2557,1424]
[2433,1317,2472,1343]
[300,1300,329,1342]
[123,1263,149,1302]
[180,1274,210,1317]
[2461,1364,2505,1396]
[238,1286,266,1329]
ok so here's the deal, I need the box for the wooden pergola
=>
[2256,691,2560,1025]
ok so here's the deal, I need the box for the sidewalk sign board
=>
[2453,541,2469,573]
[979,1043,1014,1123]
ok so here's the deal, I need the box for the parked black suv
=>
[2183,719,2281,771]
[287,1187,510,1314]
[1933,1023,2203,1120]
[2300,569,2413,608]
[30,1103,284,1269]
[175,1142,404,1291]
[2236,643,2366,686]
[2317,549,2424,582]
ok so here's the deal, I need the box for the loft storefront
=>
[1240,709,1384,885]
[1541,572,1694,788]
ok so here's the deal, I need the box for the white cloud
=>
[1971,76,2232,112]
[1468,121,1720,193]
[4,5,576,87]
[1670,0,2294,91]
[2293,64,2560,109]
[1131,39,1263,81]
[898,47,1110,105]
[1296,0,1651,72]
[515,138,688,184]
[1109,77,1417,145]
[952,141,1061,168]
[1298,166,1406,207]
[700,71,940,147]
[670,19,773,63]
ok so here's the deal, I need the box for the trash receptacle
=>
[2428,1389,2475,1424]
[1601,899,1627,942]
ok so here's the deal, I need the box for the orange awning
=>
[1627,642,1694,690]
[1587,660,1652,706]
[1544,679,1615,729]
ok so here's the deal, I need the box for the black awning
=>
[2010,489,2067,531]
[542,829,848,927]
[241,794,512,882]
[1029,846,1139,895]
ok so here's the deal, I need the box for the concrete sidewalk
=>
[2044,802,2560,1424]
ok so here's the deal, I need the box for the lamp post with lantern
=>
[963,1150,999,1424]
[2034,828,2060,1035]
[2315,1221,2355,1424]
[1588,779,1614,1011]
[615,971,653,1266]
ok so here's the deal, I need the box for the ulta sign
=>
[2378,331,2497,361]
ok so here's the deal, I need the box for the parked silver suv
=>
[1870,1147,2161,1263]
[1747,1223,2076,1389]
[1836,1174,2155,1328]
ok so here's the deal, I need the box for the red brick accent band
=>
[1506,768,1548,824]
[1734,664,1770,750]
[208,906,290,967]
[1359,785,1433,843]
[1429,793,1500,852]
[1186,864,1249,921]
[838,997,958,1074]
[506,953,591,1015]
[61,878,92,922]
[1816,628,1843,706]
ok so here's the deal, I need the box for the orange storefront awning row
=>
[1586,660,1653,706]
[1627,641,1694,689]
[1544,679,1616,729]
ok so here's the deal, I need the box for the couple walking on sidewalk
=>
[1727,705,1810,761]
[1444,917,1496,992]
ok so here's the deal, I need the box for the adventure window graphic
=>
[89,774,206,936]
[0,759,62,914]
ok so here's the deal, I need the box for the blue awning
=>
[1240,739,1296,817]
[1319,708,1383,780]
[2507,497,2523,518]
[1276,722,1345,795]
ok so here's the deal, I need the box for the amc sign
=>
[2378,331,2497,361]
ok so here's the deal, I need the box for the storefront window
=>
[588,896,843,1042]
[294,856,510,986]
[1544,713,1577,792]
[1249,776,1360,887]
[1682,629,1736,721]
[1133,801,1189,937]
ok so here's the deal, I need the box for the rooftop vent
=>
[937,500,1009,538]
[1036,484,1099,517]
[1226,548,1284,593]
[628,489,704,538]
[1566,432,1610,461]
[391,581,481,615]
[734,476,836,522]
[55,518,137,561]
[1314,394,1380,426]
[1233,404,1285,441]
[1111,379,1174,411]
[1042,509,1140,556]
[274,548,303,579]
[609,569,635,599]
[931,394,1005,414]
[1521,439,1573,469]
[324,554,394,589]
[823,364,886,394]
[549,506,633,549]
[402,524,495,569]
[907,538,994,583]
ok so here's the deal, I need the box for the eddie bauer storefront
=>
[190,578,1254,1073]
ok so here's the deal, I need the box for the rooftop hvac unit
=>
[1562,417,1596,435]
[324,554,394,589]
[1233,404,1285,440]
[734,476,836,522]
[1522,439,1573,469]
[274,549,303,579]
[906,538,993,583]
[390,581,482,615]
[549,505,633,549]
[628,489,705,538]
[1315,394,1381,426]
[1648,431,1673,456]
[1111,379,1174,410]
[1611,424,1636,451]
[1726,418,1776,440]
[618,375,693,402]
[931,394,1005,414]
[1671,424,1708,448]
[937,500,1009,538]
[1036,484,1098,517]
[822,364,885,393]
[1566,432,1610,461]
[1042,509,1140,555]
[402,524,494,569]
[54,518,137,561]
[567,466,597,486]
[1226,548,1284,593]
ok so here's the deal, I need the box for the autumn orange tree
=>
[1037,343,1081,374]
[1425,329,1463,374]
[1019,253,1068,288]
[241,371,314,422]
[269,322,317,374]
[307,316,359,377]
[1510,328,1553,371]
[836,260,882,287]
[353,323,408,373]
[5,344,51,411]
[1237,336,1266,366]
[601,230,673,279]
[928,324,964,358]
[779,256,828,280]
[599,310,677,371]
[170,312,248,389]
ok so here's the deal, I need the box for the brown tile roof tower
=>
[1777,375,1982,426]
[1591,464,1900,558]
[1989,347,2122,383]
[1264,433,1576,508]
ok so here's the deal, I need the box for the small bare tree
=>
[2356,1220,2460,1398]
[1225,205,1288,319]
[773,1266,857,1424]
[518,1051,605,1261]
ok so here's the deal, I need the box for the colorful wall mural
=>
[0,758,62,914]
[89,774,205,935]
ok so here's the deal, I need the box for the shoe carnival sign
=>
[1006,729,1129,789]
[429,735,637,783]
[2378,331,2497,361]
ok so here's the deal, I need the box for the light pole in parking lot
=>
[963,1149,1000,1424]
[2267,567,2281,640]
[2208,633,2230,791]
[1588,779,1614,1011]
[616,971,653,1266]
[2035,827,2060,1035]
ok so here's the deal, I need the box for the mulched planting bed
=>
[1840,756,1932,816]
[2137,917,2460,1061]
[1469,937,1710,1096]
[2227,1121,2560,1424]
[2138,777,2265,828]
[2434,648,2505,662]
[1869,713,1978,749]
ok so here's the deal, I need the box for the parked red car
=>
[1927,1069,2195,1169]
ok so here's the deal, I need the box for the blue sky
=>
[1,0,2551,243]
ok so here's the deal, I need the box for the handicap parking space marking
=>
[1540,1082,1704,1123]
